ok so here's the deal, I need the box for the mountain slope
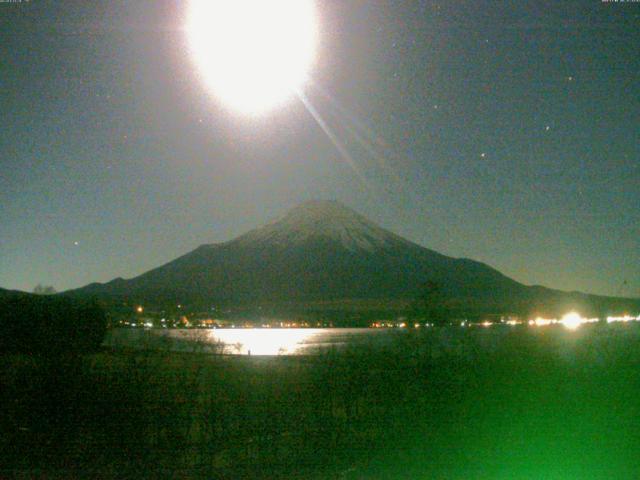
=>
[68,201,639,317]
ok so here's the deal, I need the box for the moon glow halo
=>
[186,0,318,115]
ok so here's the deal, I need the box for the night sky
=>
[1,0,638,297]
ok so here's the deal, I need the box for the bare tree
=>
[413,280,448,326]
[33,284,57,295]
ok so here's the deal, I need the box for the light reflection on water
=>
[189,328,325,355]
[105,328,382,355]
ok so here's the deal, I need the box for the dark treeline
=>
[0,293,107,354]
[99,279,640,327]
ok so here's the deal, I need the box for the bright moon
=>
[186,0,318,115]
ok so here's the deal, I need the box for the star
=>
[74,241,79,246]
[480,153,486,158]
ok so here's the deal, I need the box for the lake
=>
[103,322,638,357]
[104,327,397,355]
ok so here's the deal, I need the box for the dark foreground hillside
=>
[2,325,640,479]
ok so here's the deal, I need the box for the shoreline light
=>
[560,312,583,330]
[531,317,555,327]
[607,315,640,323]
[525,313,603,330]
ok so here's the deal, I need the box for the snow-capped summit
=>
[236,200,407,252]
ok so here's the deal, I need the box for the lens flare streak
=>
[309,83,403,185]
[296,89,372,189]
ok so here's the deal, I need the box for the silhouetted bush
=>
[0,294,107,354]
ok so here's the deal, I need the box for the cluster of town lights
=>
[129,304,639,330]
[606,315,640,323]
[525,313,640,329]
[471,312,639,330]
[479,312,640,329]
[372,313,640,330]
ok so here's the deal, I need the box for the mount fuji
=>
[67,201,638,318]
